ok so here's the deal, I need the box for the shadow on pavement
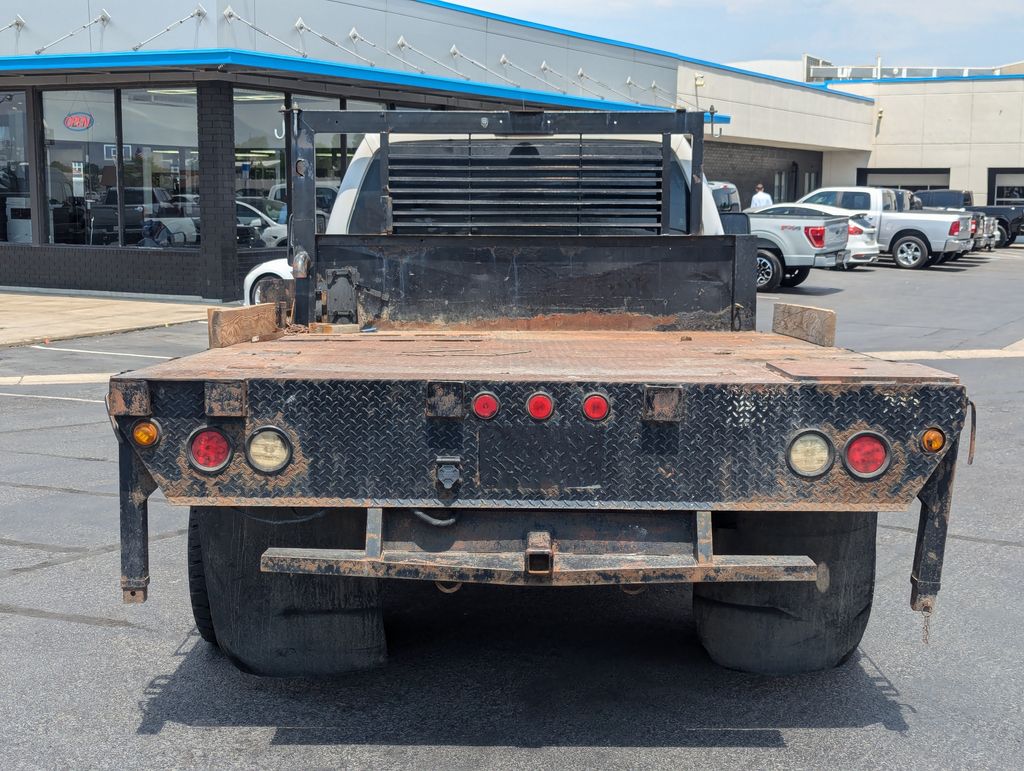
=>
[136,583,911,748]
[778,286,843,296]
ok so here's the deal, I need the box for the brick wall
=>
[0,244,206,296]
[704,140,824,208]
[197,82,240,300]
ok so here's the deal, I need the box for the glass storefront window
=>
[234,89,286,231]
[0,91,30,243]
[120,88,200,247]
[43,90,118,245]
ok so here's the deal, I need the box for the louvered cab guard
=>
[108,110,971,677]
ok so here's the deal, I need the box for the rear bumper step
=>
[260,547,818,586]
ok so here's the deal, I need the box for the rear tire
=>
[755,250,783,292]
[190,506,386,676]
[187,511,217,644]
[693,511,876,675]
[780,267,811,288]
[996,224,1009,248]
[891,235,930,269]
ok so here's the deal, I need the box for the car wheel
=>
[996,224,1009,248]
[780,266,811,288]
[250,274,281,305]
[755,250,783,292]
[891,235,930,269]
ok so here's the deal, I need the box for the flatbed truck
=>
[108,110,970,676]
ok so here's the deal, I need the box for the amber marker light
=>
[922,428,946,453]
[131,420,160,448]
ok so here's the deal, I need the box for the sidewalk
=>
[0,291,212,347]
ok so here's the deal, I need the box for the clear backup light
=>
[787,431,834,477]
[246,428,292,473]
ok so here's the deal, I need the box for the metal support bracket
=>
[118,434,157,603]
[911,439,959,613]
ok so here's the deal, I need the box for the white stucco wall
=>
[836,79,1024,203]
[674,63,874,153]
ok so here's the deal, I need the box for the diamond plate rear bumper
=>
[112,377,968,610]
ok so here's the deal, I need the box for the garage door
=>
[994,172,1024,205]
[863,171,951,191]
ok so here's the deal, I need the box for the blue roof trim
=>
[0,48,731,122]
[828,73,1024,85]
[412,0,874,104]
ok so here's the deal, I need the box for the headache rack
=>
[287,109,709,326]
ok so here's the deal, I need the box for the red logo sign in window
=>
[63,112,94,131]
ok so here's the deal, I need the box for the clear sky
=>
[457,1,1022,69]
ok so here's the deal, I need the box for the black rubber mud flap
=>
[192,506,386,677]
[693,511,876,675]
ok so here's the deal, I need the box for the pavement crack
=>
[0,480,118,498]
[0,603,136,629]
[0,527,188,580]
[0,537,92,554]
[879,523,1024,549]
[3,449,114,464]
[0,420,108,436]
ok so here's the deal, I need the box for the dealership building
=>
[1,1,1022,300]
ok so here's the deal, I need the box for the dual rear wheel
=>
[188,508,876,677]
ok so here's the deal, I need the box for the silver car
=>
[752,202,879,270]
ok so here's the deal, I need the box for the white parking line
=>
[0,392,105,404]
[30,345,171,360]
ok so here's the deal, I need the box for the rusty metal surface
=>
[911,438,959,613]
[107,379,151,417]
[204,380,247,417]
[260,547,817,586]
[115,377,968,511]
[108,330,960,386]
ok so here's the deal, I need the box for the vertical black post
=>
[688,111,705,236]
[290,107,318,325]
[378,130,393,235]
[119,437,156,603]
[113,89,126,247]
[659,132,673,234]
[24,87,49,246]
[910,439,959,613]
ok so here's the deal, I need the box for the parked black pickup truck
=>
[913,189,1023,248]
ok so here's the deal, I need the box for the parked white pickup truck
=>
[798,187,971,269]
[744,207,849,291]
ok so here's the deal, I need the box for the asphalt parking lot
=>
[1,247,1023,768]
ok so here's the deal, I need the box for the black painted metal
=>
[318,234,754,331]
[118,436,156,602]
[290,109,708,325]
[911,438,959,611]
[119,380,968,510]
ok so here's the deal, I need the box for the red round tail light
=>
[844,433,889,478]
[471,391,500,420]
[582,393,610,421]
[526,392,554,420]
[189,428,232,472]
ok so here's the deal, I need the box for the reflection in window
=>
[43,90,118,245]
[234,89,285,200]
[0,91,30,243]
[121,88,199,247]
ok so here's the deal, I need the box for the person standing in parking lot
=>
[751,183,773,208]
